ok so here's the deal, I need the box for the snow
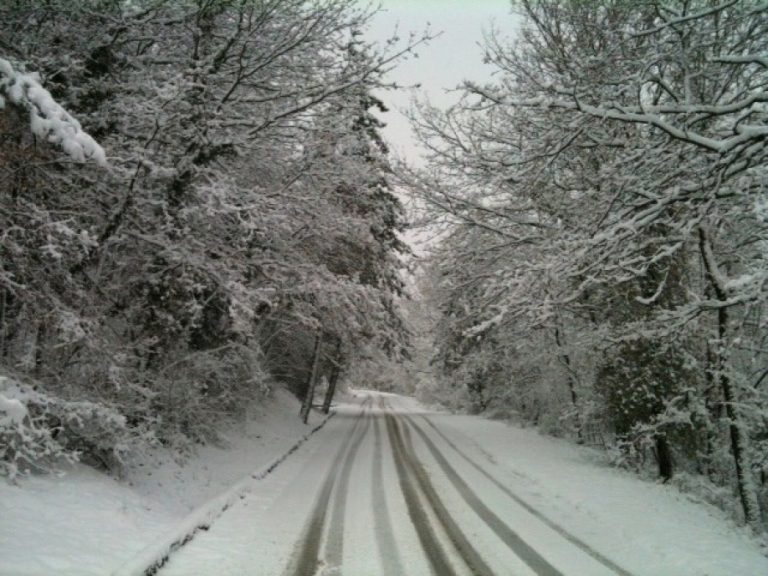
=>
[156,397,372,576]
[156,391,768,576]
[1,466,174,576]
[392,394,768,576]
[0,394,27,427]
[114,402,335,576]
[0,389,326,576]
[0,58,107,166]
[1,390,767,576]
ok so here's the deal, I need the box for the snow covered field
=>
[1,390,766,576]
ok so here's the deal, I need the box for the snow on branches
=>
[0,58,106,166]
[406,0,768,530]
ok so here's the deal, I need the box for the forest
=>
[1,0,767,537]
[0,0,415,475]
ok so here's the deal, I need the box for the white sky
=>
[362,0,520,163]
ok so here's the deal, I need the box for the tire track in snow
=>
[371,414,406,576]
[415,414,633,576]
[384,413,460,576]
[283,397,371,576]
[401,415,563,576]
[324,411,372,573]
[386,412,496,576]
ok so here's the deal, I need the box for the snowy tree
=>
[405,0,767,529]
[1,0,422,474]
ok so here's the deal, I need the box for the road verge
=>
[113,411,336,576]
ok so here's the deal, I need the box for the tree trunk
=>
[554,325,579,407]
[655,434,673,481]
[0,290,7,360]
[699,227,762,529]
[554,321,581,441]
[721,369,762,528]
[321,340,343,414]
[322,365,340,414]
[299,333,322,424]
[33,322,45,377]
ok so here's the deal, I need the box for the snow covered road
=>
[155,392,768,576]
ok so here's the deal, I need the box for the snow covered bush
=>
[155,346,274,447]
[0,375,147,479]
[0,377,70,480]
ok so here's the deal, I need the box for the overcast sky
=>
[363,0,520,163]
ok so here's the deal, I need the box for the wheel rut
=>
[384,412,461,576]
[415,414,633,576]
[324,413,372,573]
[286,395,632,576]
[371,414,406,575]
[386,409,498,576]
[283,397,372,576]
[401,414,563,576]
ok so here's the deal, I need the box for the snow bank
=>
[0,389,333,576]
[112,410,335,576]
[0,58,107,166]
[0,466,176,576]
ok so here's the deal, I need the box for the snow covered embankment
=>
[0,389,332,576]
[114,411,335,576]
